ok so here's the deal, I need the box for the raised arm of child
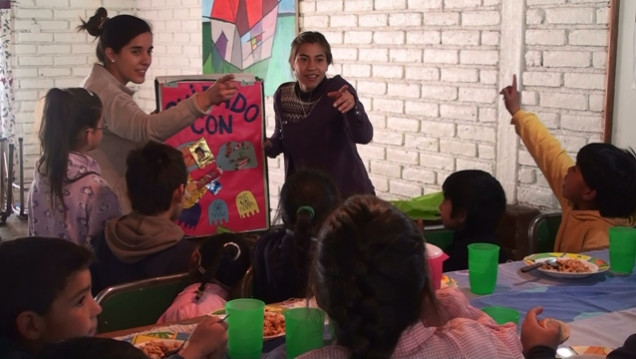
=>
[499,74,521,116]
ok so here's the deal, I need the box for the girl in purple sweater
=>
[264,31,374,198]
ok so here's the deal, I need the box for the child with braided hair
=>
[252,169,341,303]
[157,233,250,323]
[302,195,523,359]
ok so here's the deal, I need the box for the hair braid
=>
[316,195,430,358]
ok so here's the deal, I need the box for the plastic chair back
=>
[95,272,190,333]
[527,212,562,254]
[423,225,454,251]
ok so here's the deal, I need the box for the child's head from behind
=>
[314,195,431,359]
[192,233,250,293]
[39,88,103,152]
[38,88,104,209]
[126,141,187,217]
[0,237,101,352]
[279,169,341,232]
[573,143,636,217]
[440,169,506,234]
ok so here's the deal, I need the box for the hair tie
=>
[296,205,315,218]
[223,242,241,261]
[97,16,108,30]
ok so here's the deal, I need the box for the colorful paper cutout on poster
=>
[189,138,215,168]
[156,74,269,236]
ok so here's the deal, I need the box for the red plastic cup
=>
[426,243,449,290]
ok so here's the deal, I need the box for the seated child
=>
[157,233,251,323]
[440,169,507,272]
[39,337,148,359]
[501,75,636,252]
[0,236,228,359]
[38,316,228,359]
[0,237,100,358]
[28,87,121,245]
[252,169,341,303]
[90,141,195,295]
[304,195,523,358]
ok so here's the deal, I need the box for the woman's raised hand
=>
[327,85,356,114]
[197,74,239,110]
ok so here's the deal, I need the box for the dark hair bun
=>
[77,7,108,37]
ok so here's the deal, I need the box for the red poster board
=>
[155,74,269,236]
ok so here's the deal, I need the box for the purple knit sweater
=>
[266,76,374,198]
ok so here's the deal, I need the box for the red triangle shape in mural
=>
[211,0,239,23]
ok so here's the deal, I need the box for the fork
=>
[162,314,231,358]
[217,313,230,323]
[161,341,186,359]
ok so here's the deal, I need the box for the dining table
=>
[101,249,635,358]
[447,249,636,352]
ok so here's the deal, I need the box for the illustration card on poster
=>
[155,74,270,236]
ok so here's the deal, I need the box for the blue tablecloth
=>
[445,249,636,348]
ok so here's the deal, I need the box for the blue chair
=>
[527,212,562,254]
[95,272,190,333]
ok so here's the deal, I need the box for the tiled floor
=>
[0,213,29,240]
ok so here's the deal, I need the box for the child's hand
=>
[179,316,228,359]
[520,307,561,356]
[327,85,356,114]
[499,74,521,116]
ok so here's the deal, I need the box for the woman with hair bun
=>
[78,8,238,212]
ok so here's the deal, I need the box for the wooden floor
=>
[0,213,29,241]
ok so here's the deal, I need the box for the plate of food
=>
[523,253,609,278]
[135,339,185,359]
[441,274,457,289]
[210,305,286,340]
[556,345,613,358]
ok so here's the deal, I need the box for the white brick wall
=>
[9,0,612,214]
[11,1,136,198]
[519,0,609,208]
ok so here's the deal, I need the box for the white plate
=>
[556,345,613,358]
[523,253,609,279]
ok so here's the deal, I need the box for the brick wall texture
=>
[9,0,612,214]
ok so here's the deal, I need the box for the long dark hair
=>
[37,88,102,211]
[77,7,152,63]
[277,169,340,297]
[191,233,250,301]
[442,169,506,234]
[315,195,435,359]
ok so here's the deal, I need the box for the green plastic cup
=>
[609,227,636,275]
[468,243,500,295]
[481,306,520,325]
[285,307,325,358]
[226,298,265,359]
